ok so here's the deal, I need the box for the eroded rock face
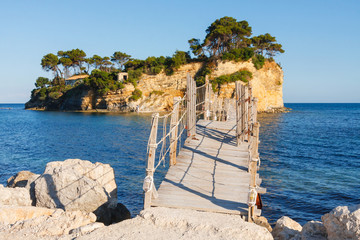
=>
[301,220,327,240]
[0,206,55,225]
[0,209,96,239]
[322,204,360,240]
[254,215,273,233]
[78,207,273,240]
[7,171,36,188]
[0,184,32,206]
[34,159,117,215]
[272,216,302,240]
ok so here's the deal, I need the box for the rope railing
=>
[143,94,188,209]
[144,76,262,224]
[234,81,262,222]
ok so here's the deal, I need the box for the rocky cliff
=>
[26,60,284,112]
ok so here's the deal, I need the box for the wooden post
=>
[244,86,248,142]
[144,113,159,209]
[187,73,192,137]
[170,97,180,165]
[248,121,260,221]
[187,74,196,138]
[223,98,230,121]
[235,81,241,146]
[253,98,258,124]
[248,85,252,140]
[240,85,245,142]
[204,76,210,120]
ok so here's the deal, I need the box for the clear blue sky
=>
[1,0,359,103]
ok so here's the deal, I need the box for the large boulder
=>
[0,184,32,206]
[0,206,55,225]
[7,171,37,188]
[301,221,327,240]
[272,216,302,240]
[322,204,360,240]
[34,159,117,217]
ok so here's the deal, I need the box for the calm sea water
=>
[0,103,359,224]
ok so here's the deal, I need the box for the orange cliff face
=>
[133,60,284,112]
[26,60,284,112]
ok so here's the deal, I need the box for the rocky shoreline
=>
[1,159,358,239]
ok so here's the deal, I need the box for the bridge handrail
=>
[144,76,262,223]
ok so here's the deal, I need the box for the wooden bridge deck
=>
[151,119,261,216]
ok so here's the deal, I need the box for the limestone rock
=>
[7,170,36,188]
[29,60,283,113]
[301,221,327,240]
[0,206,55,224]
[254,215,273,232]
[0,209,96,238]
[0,184,32,206]
[34,159,117,214]
[78,207,273,240]
[69,222,105,236]
[24,173,40,205]
[272,216,302,240]
[322,204,360,240]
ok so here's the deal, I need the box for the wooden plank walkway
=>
[151,119,262,216]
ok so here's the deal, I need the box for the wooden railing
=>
[235,81,261,222]
[143,75,262,222]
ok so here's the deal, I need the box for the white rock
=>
[322,204,360,240]
[69,222,105,236]
[77,207,273,240]
[34,159,117,213]
[0,206,55,225]
[0,209,96,239]
[301,221,327,240]
[0,184,32,206]
[272,216,302,240]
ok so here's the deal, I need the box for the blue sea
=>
[0,103,359,225]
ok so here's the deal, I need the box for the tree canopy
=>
[41,53,61,77]
[111,51,131,70]
[188,16,284,61]
[35,77,50,88]
[251,33,284,58]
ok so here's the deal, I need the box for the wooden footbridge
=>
[142,74,264,222]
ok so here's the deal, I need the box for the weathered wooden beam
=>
[144,113,159,209]
[248,121,260,221]
[170,97,180,165]
[235,81,241,146]
[204,76,210,120]
[244,86,248,142]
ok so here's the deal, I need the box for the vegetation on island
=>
[27,16,284,109]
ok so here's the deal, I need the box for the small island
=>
[25,16,285,113]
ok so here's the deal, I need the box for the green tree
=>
[251,33,284,57]
[58,49,87,74]
[188,38,205,58]
[41,53,62,77]
[111,51,131,70]
[35,77,50,88]
[189,17,252,59]
[91,55,103,69]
